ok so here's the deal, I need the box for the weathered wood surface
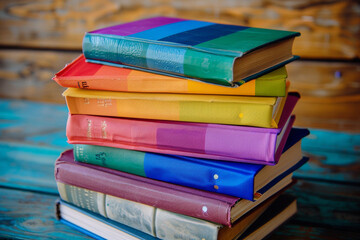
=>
[0,0,359,59]
[0,99,70,194]
[287,60,360,132]
[287,61,360,98]
[0,49,77,103]
[0,142,63,194]
[287,180,360,230]
[295,150,360,184]
[0,99,69,148]
[0,188,93,239]
[302,129,360,153]
[270,224,360,240]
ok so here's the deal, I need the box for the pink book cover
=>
[66,93,299,165]
[54,150,295,226]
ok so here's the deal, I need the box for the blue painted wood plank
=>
[0,99,70,149]
[0,187,92,239]
[286,179,360,231]
[302,128,360,154]
[294,149,360,184]
[0,141,68,194]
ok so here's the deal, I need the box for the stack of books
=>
[53,16,309,240]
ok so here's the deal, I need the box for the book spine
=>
[66,114,278,163]
[57,181,107,217]
[83,34,235,86]
[57,182,156,236]
[155,208,220,240]
[73,144,257,200]
[55,154,235,226]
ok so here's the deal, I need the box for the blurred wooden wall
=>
[0,0,359,131]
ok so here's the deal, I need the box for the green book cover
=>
[83,16,300,86]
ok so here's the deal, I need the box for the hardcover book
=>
[83,16,300,86]
[73,127,309,200]
[55,147,307,226]
[56,182,277,240]
[53,55,288,97]
[56,194,297,240]
[63,87,290,128]
[66,92,300,165]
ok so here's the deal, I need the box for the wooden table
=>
[0,99,359,239]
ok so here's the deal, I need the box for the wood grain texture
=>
[0,188,93,239]
[293,94,360,132]
[0,141,63,194]
[294,150,360,183]
[0,49,79,103]
[0,0,359,59]
[296,129,360,184]
[287,60,360,131]
[287,179,360,231]
[302,129,360,153]
[0,99,70,194]
[269,223,360,240]
[288,61,360,98]
[0,99,69,148]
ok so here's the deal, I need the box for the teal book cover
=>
[83,16,300,86]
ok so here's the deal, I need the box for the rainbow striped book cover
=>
[83,16,300,86]
[53,55,288,97]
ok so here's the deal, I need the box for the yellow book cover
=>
[63,88,287,128]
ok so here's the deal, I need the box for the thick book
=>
[73,127,309,200]
[63,87,289,128]
[55,147,307,226]
[53,54,288,97]
[66,92,299,165]
[56,182,278,240]
[83,16,300,86]
[56,194,297,240]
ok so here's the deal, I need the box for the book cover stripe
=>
[159,23,249,46]
[90,16,185,36]
[130,20,213,40]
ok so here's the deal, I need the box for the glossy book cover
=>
[83,16,299,86]
[53,55,288,97]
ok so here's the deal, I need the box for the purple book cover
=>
[67,93,299,165]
